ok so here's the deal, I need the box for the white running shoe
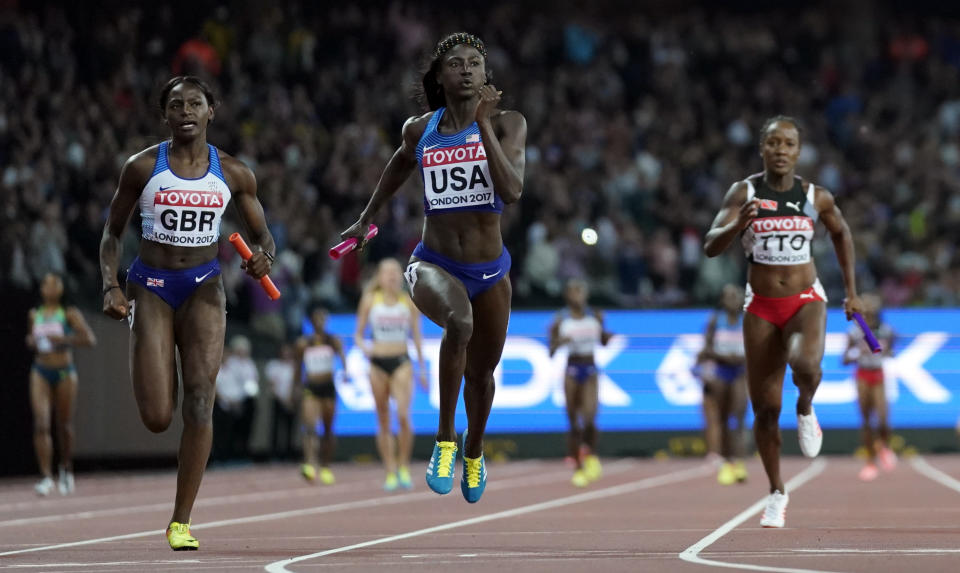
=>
[797,408,823,458]
[34,476,54,497]
[760,490,789,528]
[58,468,75,495]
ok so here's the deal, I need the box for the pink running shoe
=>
[878,447,897,472]
[859,463,879,482]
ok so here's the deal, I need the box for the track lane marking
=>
[264,463,713,572]
[910,456,960,494]
[678,458,834,573]
[0,460,636,557]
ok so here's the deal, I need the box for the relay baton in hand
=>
[228,233,281,300]
[852,312,882,354]
[329,224,379,260]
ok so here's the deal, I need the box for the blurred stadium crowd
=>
[3,1,960,344]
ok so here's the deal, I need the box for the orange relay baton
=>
[229,233,281,300]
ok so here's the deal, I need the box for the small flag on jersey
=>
[759,199,778,211]
[466,133,480,143]
[147,277,165,287]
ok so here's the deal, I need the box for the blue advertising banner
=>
[311,309,960,436]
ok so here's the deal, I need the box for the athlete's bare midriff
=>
[422,211,503,263]
[748,261,818,298]
[567,353,596,366]
[370,341,408,358]
[34,349,73,370]
[138,238,220,270]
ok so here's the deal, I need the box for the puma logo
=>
[800,292,815,300]
[786,201,801,212]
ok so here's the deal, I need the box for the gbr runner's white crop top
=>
[558,310,603,357]
[140,141,232,247]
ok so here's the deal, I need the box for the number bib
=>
[740,175,819,266]
[744,216,814,265]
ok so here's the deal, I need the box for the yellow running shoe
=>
[166,521,198,551]
[458,430,486,503]
[384,472,399,492]
[319,467,335,485]
[571,469,589,488]
[583,455,603,482]
[397,466,413,490]
[733,460,748,483]
[426,440,458,494]
[717,462,736,485]
[300,463,316,482]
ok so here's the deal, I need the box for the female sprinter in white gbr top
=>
[704,116,863,528]
[100,76,275,550]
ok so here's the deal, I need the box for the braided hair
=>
[420,32,491,111]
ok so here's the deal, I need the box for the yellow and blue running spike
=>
[300,463,316,482]
[583,454,603,482]
[384,472,399,492]
[460,431,487,503]
[166,521,198,551]
[397,466,413,490]
[319,467,335,485]
[426,440,457,494]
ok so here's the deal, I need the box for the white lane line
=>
[1,560,204,568]
[0,469,313,513]
[793,548,960,554]
[910,456,960,494]
[0,460,622,558]
[263,463,712,572]
[0,460,548,528]
[0,483,380,528]
[678,458,833,573]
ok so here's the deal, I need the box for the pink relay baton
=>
[852,312,882,354]
[329,224,379,260]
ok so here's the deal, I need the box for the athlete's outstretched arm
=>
[100,153,151,320]
[25,309,36,350]
[64,307,97,347]
[817,187,862,318]
[330,335,347,370]
[548,316,567,357]
[353,294,373,356]
[703,182,756,258]
[224,156,275,280]
[290,338,307,406]
[701,314,719,361]
[475,86,526,204]
[596,310,613,346]
[409,302,428,390]
[342,116,426,242]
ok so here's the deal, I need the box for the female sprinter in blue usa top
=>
[100,76,275,550]
[341,32,526,503]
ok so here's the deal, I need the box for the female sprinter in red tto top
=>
[341,32,526,503]
[704,116,863,528]
[100,76,275,549]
